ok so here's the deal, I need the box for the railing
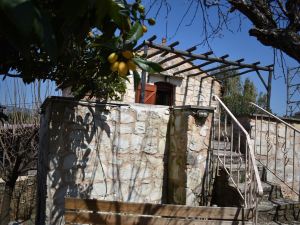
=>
[213,96,263,213]
[250,102,300,198]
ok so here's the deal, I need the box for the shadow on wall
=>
[48,104,106,224]
[182,77,216,107]
[36,99,170,225]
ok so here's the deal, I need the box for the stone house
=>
[36,39,300,224]
[37,40,222,224]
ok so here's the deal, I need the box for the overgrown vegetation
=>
[221,70,268,116]
[0,120,38,225]
[0,0,162,99]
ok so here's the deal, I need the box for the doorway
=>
[155,82,174,106]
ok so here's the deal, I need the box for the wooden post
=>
[140,45,148,103]
[266,70,272,111]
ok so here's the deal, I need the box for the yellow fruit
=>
[122,50,134,59]
[127,60,137,71]
[118,61,128,76]
[138,5,145,13]
[142,25,147,33]
[148,18,156,26]
[107,52,118,64]
[110,61,119,72]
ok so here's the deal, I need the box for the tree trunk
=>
[0,179,16,225]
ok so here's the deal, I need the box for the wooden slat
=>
[65,198,253,221]
[65,212,253,225]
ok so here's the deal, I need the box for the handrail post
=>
[266,70,272,111]
[140,45,148,103]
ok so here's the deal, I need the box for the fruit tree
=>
[0,0,161,99]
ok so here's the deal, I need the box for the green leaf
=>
[133,57,163,73]
[0,0,57,59]
[34,12,57,60]
[108,0,129,30]
[59,0,88,24]
[92,36,120,51]
[133,70,141,91]
[94,0,109,27]
[125,22,143,45]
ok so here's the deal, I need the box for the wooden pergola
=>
[135,35,274,110]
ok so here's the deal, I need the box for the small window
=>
[155,82,174,106]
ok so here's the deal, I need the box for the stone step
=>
[257,197,300,224]
[224,181,300,223]
[226,181,273,196]
[211,149,243,157]
[211,150,244,165]
[215,163,264,184]
[258,221,300,225]
[212,141,232,150]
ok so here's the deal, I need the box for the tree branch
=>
[249,27,300,63]
[0,73,22,79]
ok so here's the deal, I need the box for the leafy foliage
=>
[0,0,161,99]
[221,70,259,116]
[257,92,268,110]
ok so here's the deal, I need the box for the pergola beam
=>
[160,41,180,57]
[173,54,229,76]
[147,49,164,58]
[145,41,272,72]
[209,63,245,77]
[190,58,246,78]
[255,70,268,90]
[134,36,157,51]
[162,58,196,71]
[136,40,273,110]
[158,46,199,65]
[216,69,257,80]
[189,64,231,78]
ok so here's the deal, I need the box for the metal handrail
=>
[250,102,300,197]
[214,95,264,198]
[250,102,300,133]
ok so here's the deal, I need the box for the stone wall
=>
[122,49,221,108]
[36,97,214,225]
[168,107,212,206]
[0,176,36,221]
[239,115,300,200]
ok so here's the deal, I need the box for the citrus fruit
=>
[110,61,119,72]
[107,52,118,64]
[148,18,156,26]
[127,60,137,71]
[138,5,145,13]
[118,62,128,76]
[142,25,147,33]
[122,51,134,59]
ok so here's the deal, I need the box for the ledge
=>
[40,96,215,114]
[40,96,129,113]
[171,105,215,112]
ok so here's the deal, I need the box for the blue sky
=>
[142,0,299,115]
[1,0,299,115]
[0,78,59,109]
